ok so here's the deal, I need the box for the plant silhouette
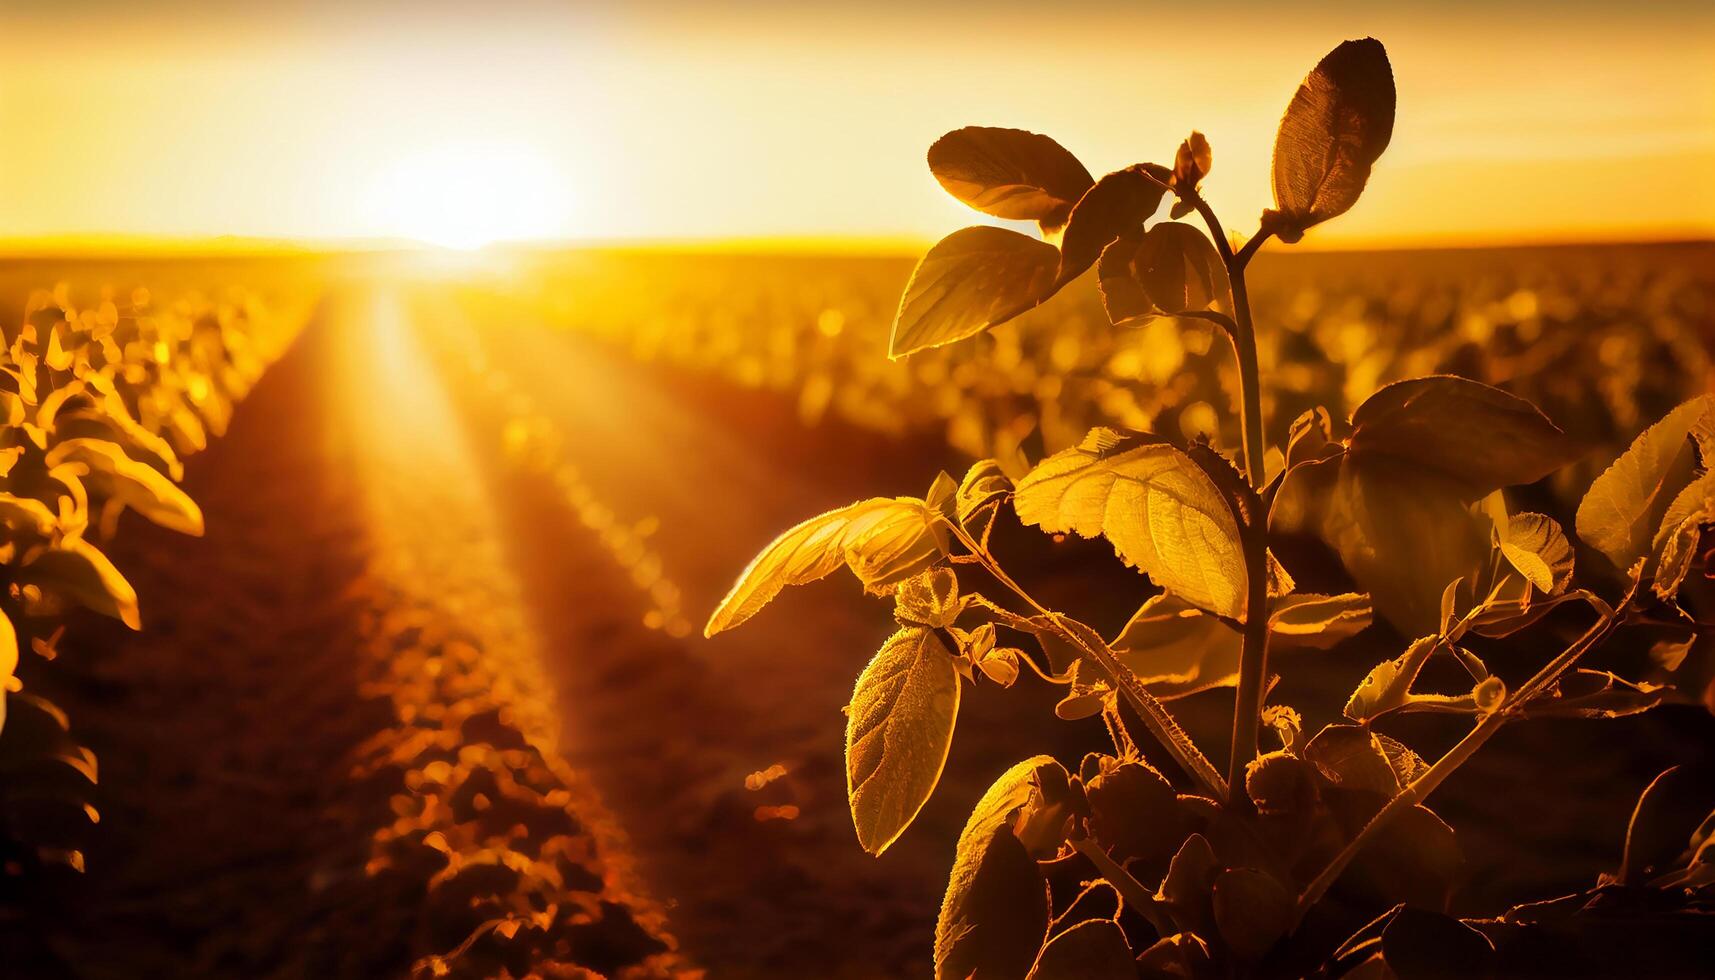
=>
[710,37,1715,976]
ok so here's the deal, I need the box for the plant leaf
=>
[1380,907,1494,980]
[937,758,1056,980]
[1268,38,1395,241]
[45,437,203,536]
[927,127,1094,232]
[1015,428,1248,619]
[891,227,1062,358]
[1500,511,1575,594]
[847,627,961,855]
[23,537,140,630]
[1576,394,1711,573]
[1027,919,1133,980]
[1275,454,1492,636]
[1649,469,1715,600]
[1212,868,1294,961]
[1058,167,1170,283]
[706,496,943,636]
[1347,377,1577,498]
[1097,222,1229,326]
[1268,592,1372,648]
[1110,593,1242,692]
[1345,636,1439,723]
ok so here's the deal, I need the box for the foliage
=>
[709,38,1715,976]
[0,283,304,885]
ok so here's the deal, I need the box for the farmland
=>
[0,241,1709,976]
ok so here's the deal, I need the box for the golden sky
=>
[2,0,1711,249]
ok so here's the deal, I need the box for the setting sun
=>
[0,2,1713,978]
[367,142,571,249]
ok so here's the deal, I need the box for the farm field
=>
[1,241,1711,977]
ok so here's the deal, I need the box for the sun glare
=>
[368,143,570,250]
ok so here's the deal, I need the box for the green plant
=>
[708,37,1713,977]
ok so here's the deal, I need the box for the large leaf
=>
[1347,376,1576,498]
[46,437,204,536]
[1057,166,1170,282]
[1577,394,1711,573]
[937,758,1056,980]
[1106,590,1365,699]
[1097,222,1229,326]
[1027,919,1133,980]
[891,227,1061,358]
[1015,428,1248,619]
[1111,593,1242,692]
[1274,455,1491,636]
[847,627,961,855]
[927,127,1094,231]
[705,496,943,636]
[1268,38,1395,241]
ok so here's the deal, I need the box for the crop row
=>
[487,244,1712,510]
[0,281,315,888]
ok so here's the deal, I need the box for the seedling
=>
[710,38,1715,976]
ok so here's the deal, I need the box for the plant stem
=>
[1226,533,1272,804]
[1071,837,1177,936]
[945,519,1228,800]
[1293,600,1628,921]
[1187,192,1275,805]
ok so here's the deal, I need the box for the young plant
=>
[708,37,1715,976]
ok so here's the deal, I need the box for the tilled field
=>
[0,288,685,978]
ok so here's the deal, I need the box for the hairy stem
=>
[1293,600,1629,921]
[945,519,1228,800]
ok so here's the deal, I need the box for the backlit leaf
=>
[891,227,1062,358]
[1527,669,1663,720]
[1058,167,1170,283]
[23,537,140,630]
[1274,454,1492,636]
[1347,377,1577,498]
[1650,469,1715,600]
[1097,223,1229,326]
[1267,592,1371,648]
[1500,511,1575,595]
[957,458,1013,521]
[1027,919,1133,980]
[896,567,963,629]
[706,496,943,636]
[1345,636,1438,723]
[0,612,16,736]
[46,437,204,536]
[1268,38,1395,241]
[847,627,961,855]
[1111,593,1241,691]
[937,758,1057,980]
[1015,428,1248,619]
[927,127,1094,231]
[1576,394,1711,573]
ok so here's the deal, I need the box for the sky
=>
[1,0,1711,249]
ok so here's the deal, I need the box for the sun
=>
[369,142,570,250]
